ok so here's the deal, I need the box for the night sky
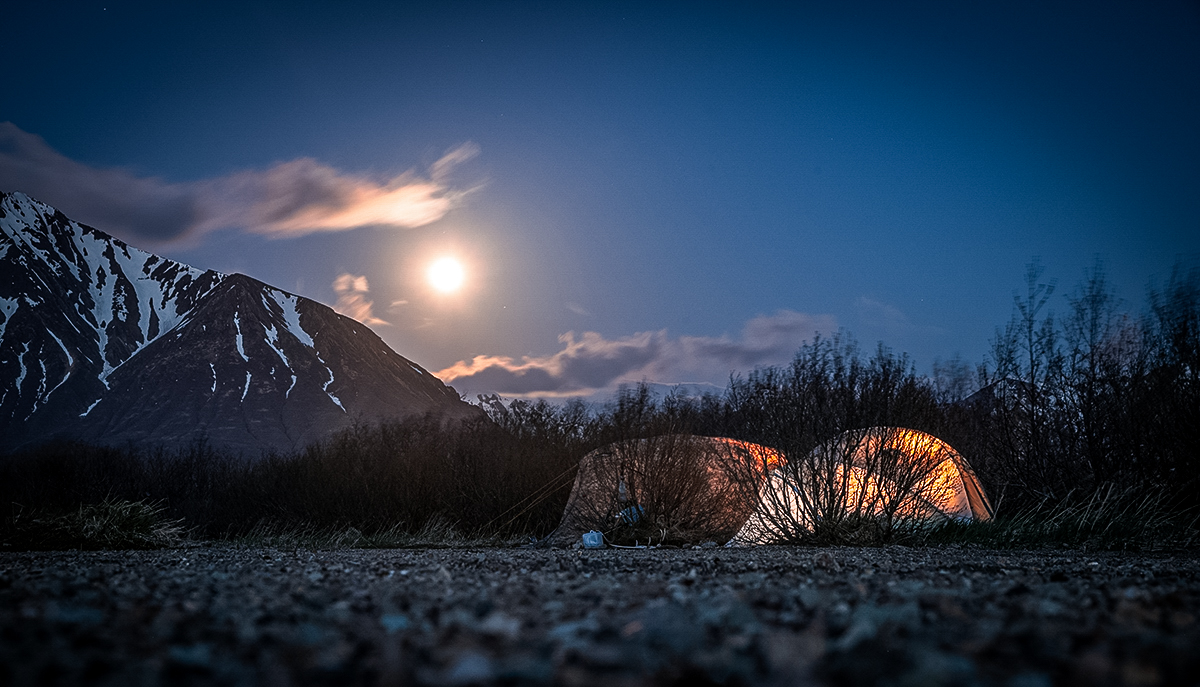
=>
[4,1,1198,400]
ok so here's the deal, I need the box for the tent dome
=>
[732,427,992,545]
[550,434,782,546]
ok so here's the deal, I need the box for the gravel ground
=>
[1,545,1198,686]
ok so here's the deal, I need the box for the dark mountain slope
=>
[0,191,477,455]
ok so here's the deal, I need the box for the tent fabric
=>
[548,428,991,547]
[548,435,782,546]
[731,427,992,545]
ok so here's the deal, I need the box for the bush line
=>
[2,260,1197,550]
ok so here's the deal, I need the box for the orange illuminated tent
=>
[549,434,783,546]
[731,427,992,545]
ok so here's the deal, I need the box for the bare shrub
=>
[955,259,1200,515]
[737,427,974,545]
[720,334,968,545]
[560,434,767,545]
[0,407,591,545]
[225,411,587,539]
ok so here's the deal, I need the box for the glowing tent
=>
[549,434,782,546]
[731,427,992,545]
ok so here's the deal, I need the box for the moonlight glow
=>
[428,257,465,293]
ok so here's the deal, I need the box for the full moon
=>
[427,257,465,293]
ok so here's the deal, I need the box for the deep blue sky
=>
[4,1,1198,399]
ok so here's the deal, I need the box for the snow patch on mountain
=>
[76,227,213,350]
[262,322,298,398]
[0,193,226,391]
[0,296,18,340]
[234,311,248,361]
[262,322,289,368]
[272,292,313,348]
[43,330,73,403]
[315,351,345,412]
[13,342,29,396]
[28,356,47,419]
[80,398,101,417]
[47,329,74,369]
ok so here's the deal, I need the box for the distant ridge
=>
[0,190,478,455]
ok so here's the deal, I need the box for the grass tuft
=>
[3,498,186,550]
[226,514,520,550]
[915,485,1199,551]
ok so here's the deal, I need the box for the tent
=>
[731,426,992,544]
[549,434,782,546]
[549,427,991,546]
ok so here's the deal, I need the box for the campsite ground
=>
[1,545,1197,686]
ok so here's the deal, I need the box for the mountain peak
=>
[0,190,477,455]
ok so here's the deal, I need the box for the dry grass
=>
[920,485,1199,551]
[226,515,521,550]
[3,498,186,550]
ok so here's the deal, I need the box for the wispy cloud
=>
[332,273,388,326]
[854,296,945,339]
[435,310,836,397]
[856,297,908,327]
[0,122,477,245]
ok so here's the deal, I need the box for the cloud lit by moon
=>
[0,123,479,245]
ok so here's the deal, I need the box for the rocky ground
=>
[1,544,1197,686]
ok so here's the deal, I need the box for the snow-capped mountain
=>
[0,191,477,454]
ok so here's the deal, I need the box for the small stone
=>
[478,611,521,641]
[380,613,410,634]
[167,643,212,669]
[444,652,494,685]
